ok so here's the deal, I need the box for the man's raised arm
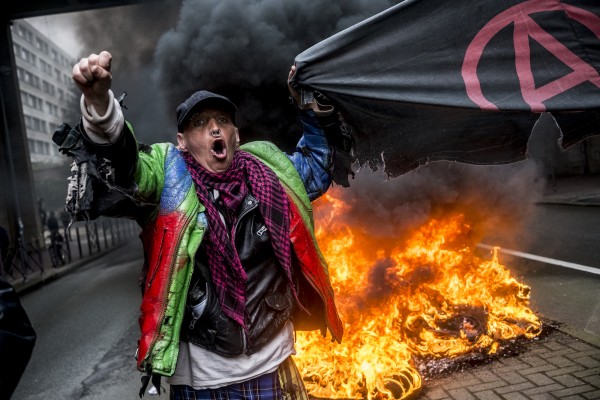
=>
[72,51,124,144]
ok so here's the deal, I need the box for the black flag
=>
[292,0,600,178]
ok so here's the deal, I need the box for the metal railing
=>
[1,217,139,285]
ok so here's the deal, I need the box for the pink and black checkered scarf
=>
[181,150,294,328]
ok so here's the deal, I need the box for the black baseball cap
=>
[176,90,237,132]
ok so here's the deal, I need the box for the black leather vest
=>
[181,193,296,355]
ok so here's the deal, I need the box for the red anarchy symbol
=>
[462,0,600,112]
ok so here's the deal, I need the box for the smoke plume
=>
[71,0,553,248]
[73,0,398,148]
[337,159,545,243]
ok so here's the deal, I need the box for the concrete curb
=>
[553,320,600,349]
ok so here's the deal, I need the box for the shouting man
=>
[56,50,343,399]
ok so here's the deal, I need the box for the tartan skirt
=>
[169,357,308,400]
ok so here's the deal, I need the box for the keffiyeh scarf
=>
[181,150,294,328]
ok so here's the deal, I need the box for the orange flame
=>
[294,189,542,399]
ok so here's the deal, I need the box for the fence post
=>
[33,237,43,273]
[116,220,122,244]
[17,234,26,278]
[94,221,101,252]
[34,236,43,271]
[76,226,83,259]
[85,223,92,255]
[64,227,72,263]
[102,220,108,249]
[109,219,115,247]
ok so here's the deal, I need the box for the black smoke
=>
[73,0,398,148]
[71,0,553,251]
[72,1,181,143]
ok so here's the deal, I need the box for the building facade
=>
[11,19,78,165]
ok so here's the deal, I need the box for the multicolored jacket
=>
[55,110,344,377]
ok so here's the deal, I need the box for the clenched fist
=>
[72,51,113,116]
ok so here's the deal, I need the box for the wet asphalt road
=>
[12,240,144,400]
[481,203,600,343]
[10,203,600,399]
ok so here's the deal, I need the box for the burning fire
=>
[294,188,542,399]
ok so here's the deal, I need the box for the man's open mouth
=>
[210,139,227,160]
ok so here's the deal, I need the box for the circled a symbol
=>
[462,0,600,112]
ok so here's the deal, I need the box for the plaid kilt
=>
[169,357,308,400]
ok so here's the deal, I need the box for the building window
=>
[17,25,28,39]
[46,101,59,116]
[18,68,41,90]
[36,37,49,55]
[42,80,56,96]
[14,44,37,67]
[24,115,48,134]
[40,59,53,75]
[21,91,44,111]
[22,26,34,44]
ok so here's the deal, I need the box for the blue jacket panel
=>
[287,110,332,201]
